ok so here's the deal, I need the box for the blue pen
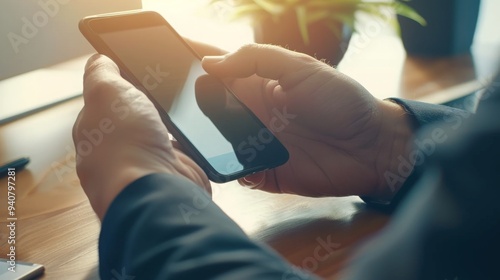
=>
[0,157,30,178]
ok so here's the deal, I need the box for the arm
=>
[390,98,471,129]
[361,98,471,210]
[342,71,500,279]
[100,173,313,279]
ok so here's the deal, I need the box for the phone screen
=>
[83,12,288,180]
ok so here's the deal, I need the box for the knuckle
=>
[237,43,258,54]
[294,51,318,64]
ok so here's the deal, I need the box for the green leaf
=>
[394,1,427,26]
[230,3,266,19]
[209,0,426,37]
[306,0,361,9]
[389,16,402,36]
[296,5,310,45]
[253,0,286,15]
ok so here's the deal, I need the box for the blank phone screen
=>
[90,15,288,178]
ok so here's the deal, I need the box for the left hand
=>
[73,54,210,220]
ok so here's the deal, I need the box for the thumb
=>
[201,44,319,90]
[84,53,121,84]
[82,54,135,106]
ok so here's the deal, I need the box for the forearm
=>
[343,81,500,278]
[99,173,317,280]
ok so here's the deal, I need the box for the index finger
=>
[201,44,320,89]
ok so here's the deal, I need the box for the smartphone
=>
[0,259,44,280]
[79,11,289,182]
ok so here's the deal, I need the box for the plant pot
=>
[253,11,352,65]
[398,0,481,57]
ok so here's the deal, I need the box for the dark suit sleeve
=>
[98,173,318,280]
[343,75,500,279]
[388,98,470,130]
[361,97,475,210]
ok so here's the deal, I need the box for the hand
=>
[73,54,210,220]
[202,44,413,199]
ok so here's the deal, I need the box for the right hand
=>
[202,44,413,199]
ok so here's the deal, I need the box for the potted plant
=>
[211,0,425,65]
[398,0,481,57]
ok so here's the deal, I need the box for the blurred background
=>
[0,0,499,123]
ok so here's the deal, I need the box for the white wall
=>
[0,0,142,80]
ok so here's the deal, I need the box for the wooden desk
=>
[1,41,498,280]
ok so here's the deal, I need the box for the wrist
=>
[372,99,415,201]
[81,165,158,220]
[79,151,181,220]
[80,149,210,220]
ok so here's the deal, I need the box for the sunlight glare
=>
[142,0,253,51]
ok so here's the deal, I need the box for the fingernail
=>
[241,172,266,189]
[202,55,225,64]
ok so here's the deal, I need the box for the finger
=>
[266,80,287,106]
[237,170,284,194]
[72,108,91,170]
[238,172,266,189]
[184,38,227,57]
[72,108,85,152]
[83,53,120,84]
[201,44,319,90]
[171,139,190,155]
[82,54,134,106]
